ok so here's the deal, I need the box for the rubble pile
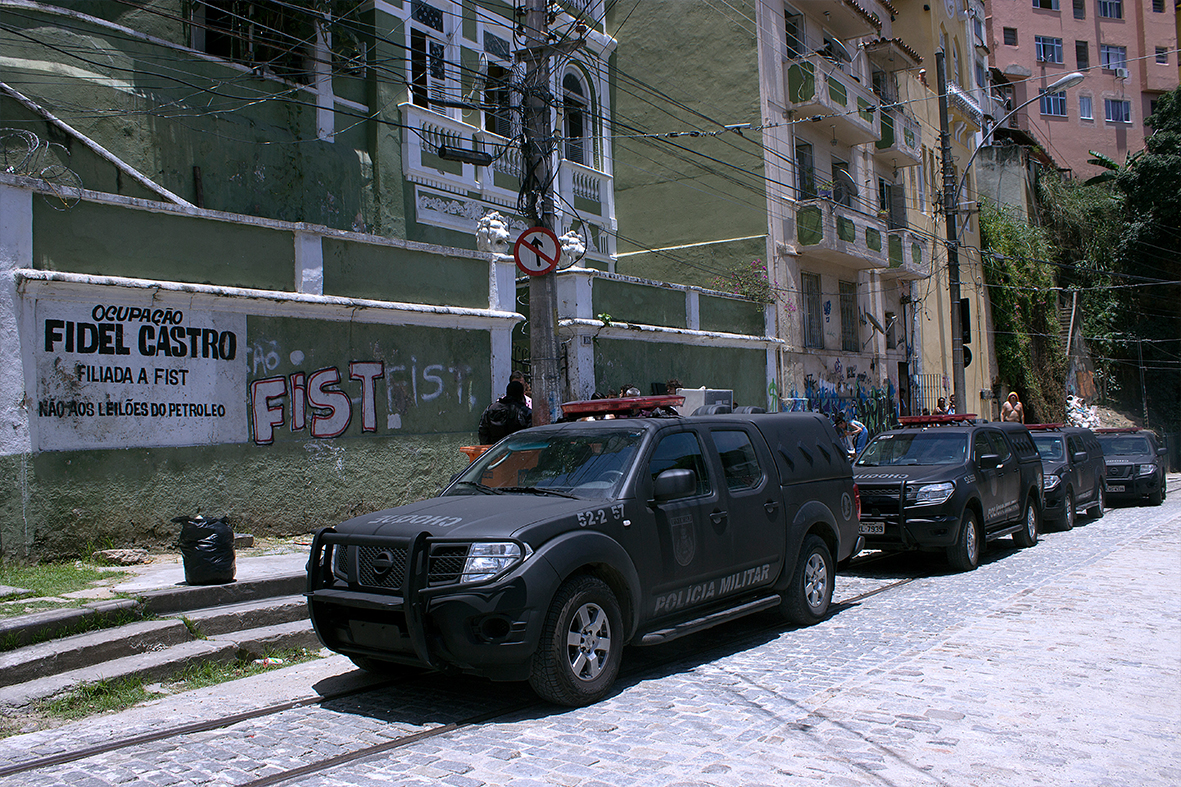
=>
[1066,396,1102,429]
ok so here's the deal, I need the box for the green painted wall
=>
[616,235,767,290]
[322,239,488,307]
[0,434,473,560]
[32,201,295,290]
[607,0,766,288]
[699,295,764,336]
[246,316,491,438]
[593,278,686,329]
[594,338,766,407]
[1,6,367,233]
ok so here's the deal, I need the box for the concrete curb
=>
[137,574,306,616]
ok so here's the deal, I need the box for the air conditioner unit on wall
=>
[1115,68,1129,79]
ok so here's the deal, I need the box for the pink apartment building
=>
[985,0,1178,179]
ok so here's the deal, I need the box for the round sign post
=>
[513,227,562,276]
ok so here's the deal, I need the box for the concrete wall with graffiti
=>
[1,179,518,558]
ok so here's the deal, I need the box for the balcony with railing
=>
[784,55,880,146]
[946,80,983,131]
[882,229,930,280]
[791,199,888,271]
[874,106,921,168]
[400,103,614,263]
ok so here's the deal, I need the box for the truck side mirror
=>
[977,452,1001,469]
[1072,451,1087,464]
[653,468,696,501]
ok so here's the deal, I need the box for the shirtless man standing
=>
[1001,392,1024,423]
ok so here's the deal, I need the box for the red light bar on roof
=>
[561,394,684,418]
[898,413,978,426]
[1026,423,1065,431]
[1095,427,1141,434]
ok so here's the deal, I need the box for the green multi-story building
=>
[0,1,777,558]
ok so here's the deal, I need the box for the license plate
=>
[1107,484,1125,493]
[859,522,885,535]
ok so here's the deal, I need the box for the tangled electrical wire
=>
[1,128,82,209]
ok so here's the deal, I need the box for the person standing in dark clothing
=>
[478,380,533,444]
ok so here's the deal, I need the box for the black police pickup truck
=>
[852,415,1044,571]
[1097,428,1169,506]
[1028,424,1106,530]
[307,402,859,706]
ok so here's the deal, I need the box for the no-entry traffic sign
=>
[513,227,562,276]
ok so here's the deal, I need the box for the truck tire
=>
[1087,484,1104,519]
[1061,489,1075,531]
[947,509,981,572]
[781,535,833,626]
[529,575,623,707]
[1013,497,1039,548]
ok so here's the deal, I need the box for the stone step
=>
[0,619,192,688]
[0,639,241,709]
[0,618,320,709]
[0,599,141,651]
[170,594,308,637]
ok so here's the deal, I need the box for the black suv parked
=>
[1028,424,1106,530]
[1097,428,1169,506]
[853,415,1044,571]
[307,403,859,706]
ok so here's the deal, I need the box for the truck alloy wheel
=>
[948,509,980,572]
[1013,499,1039,548]
[529,576,623,706]
[782,534,833,625]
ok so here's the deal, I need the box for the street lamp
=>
[936,53,1083,415]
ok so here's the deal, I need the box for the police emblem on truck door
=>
[671,513,695,566]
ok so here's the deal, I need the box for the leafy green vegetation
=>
[713,258,772,303]
[979,201,1066,423]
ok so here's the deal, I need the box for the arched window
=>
[563,72,588,165]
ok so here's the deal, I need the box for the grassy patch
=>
[43,676,161,721]
[0,562,128,601]
[166,647,322,692]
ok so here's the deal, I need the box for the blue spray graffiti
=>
[781,379,898,442]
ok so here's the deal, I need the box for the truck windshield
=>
[448,429,646,499]
[855,432,968,466]
[1097,434,1151,456]
[1032,435,1064,462]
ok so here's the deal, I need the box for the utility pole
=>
[1138,338,1150,427]
[521,0,560,425]
[936,51,967,413]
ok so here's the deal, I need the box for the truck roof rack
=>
[898,414,979,427]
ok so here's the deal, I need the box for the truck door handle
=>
[710,510,727,525]
[764,501,780,515]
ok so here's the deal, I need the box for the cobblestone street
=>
[2,490,1177,787]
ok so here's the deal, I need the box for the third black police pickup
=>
[853,415,1044,571]
[307,401,858,707]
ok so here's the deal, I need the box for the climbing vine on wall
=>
[979,201,1066,423]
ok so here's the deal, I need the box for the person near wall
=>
[1001,392,1024,423]
[934,397,949,415]
[510,370,532,409]
[478,380,533,444]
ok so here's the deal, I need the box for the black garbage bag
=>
[174,516,236,585]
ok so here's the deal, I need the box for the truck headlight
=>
[1043,473,1062,490]
[913,482,955,506]
[461,542,527,583]
[1138,464,1157,477]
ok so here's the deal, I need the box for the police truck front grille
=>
[427,545,470,584]
[356,546,409,589]
[1107,465,1133,479]
[333,542,473,589]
